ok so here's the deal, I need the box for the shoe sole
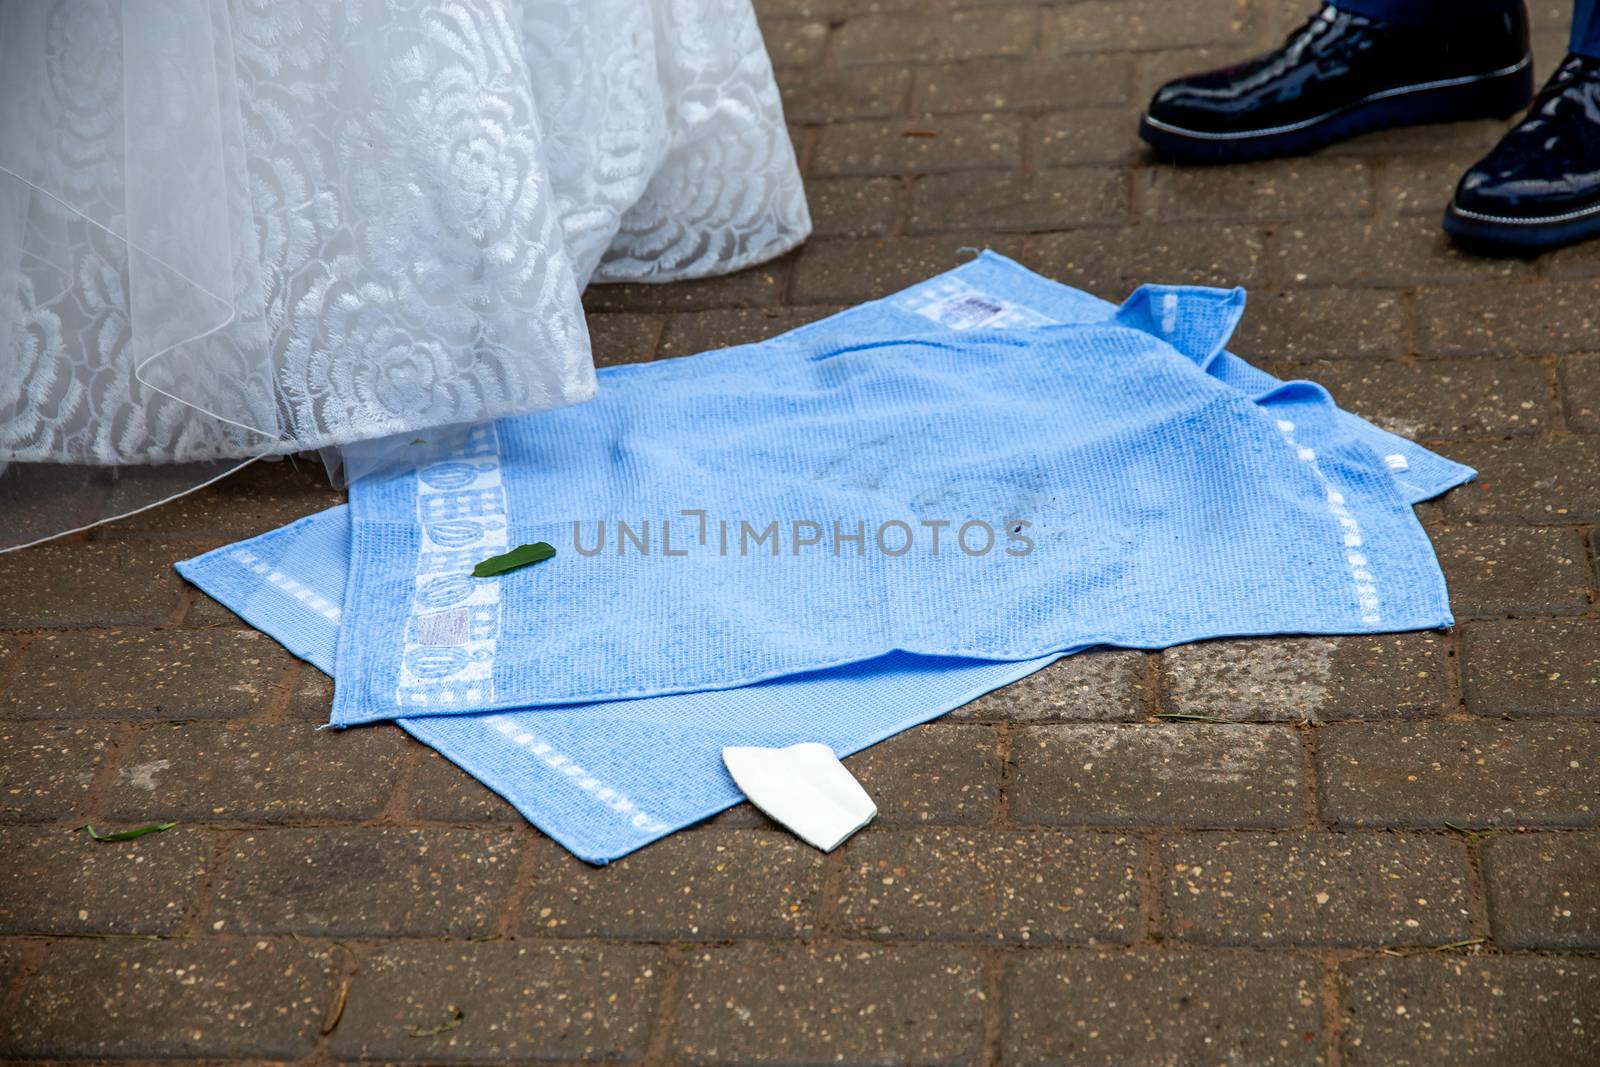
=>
[1443,198,1600,252]
[1138,55,1534,164]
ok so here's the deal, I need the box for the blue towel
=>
[179,252,1472,862]
[182,507,1058,860]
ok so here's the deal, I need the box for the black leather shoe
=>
[1139,3,1533,163]
[1445,53,1600,251]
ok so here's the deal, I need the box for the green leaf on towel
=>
[472,541,556,578]
[81,821,176,842]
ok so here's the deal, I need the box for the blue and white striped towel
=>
[180,252,1471,862]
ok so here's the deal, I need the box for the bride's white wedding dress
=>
[0,0,809,548]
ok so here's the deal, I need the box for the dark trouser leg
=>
[1573,0,1600,57]
[1340,0,1595,56]
[1334,0,1523,26]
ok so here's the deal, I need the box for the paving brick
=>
[780,65,912,123]
[790,235,1026,305]
[183,588,249,626]
[913,55,1134,114]
[1540,234,1600,279]
[1463,618,1600,716]
[805,176,900,237]
[843,723,1002,824]
[1341,957,1600,1067]
[1031,223,1269,297]
[812,114,1024,176]
[332,942,662,1063]
[1148,158,1373,222]
[1005,949,1324,1067]
[586,311,663,367]
[0,721,116,821]
[658,306,843,359]
[1036,109,1145,167]
[672,944,985,1065]
[0,541,183,627]
[1292,357,1552,439]
[1560,354,1600,431]
[1533,25,1577,71]
[0,939,333,1059]
[761,18,828,67]
[1432,524,1591,617]
[1051,0,1254,53]
[1011,724,1306,827]
[522,829,823,939]
[1162,832,1473,947]
[834,828,1141,943]
[955,650,1148,722]
[1270,216,1535,287]
[1483,832,1600,949]
[288,664,332,721]
[0,825,211,935]
[406,748,521,823]
[1528,0,1579,33]
[0,942,21,1000]
[103,722,405,822]
[0,629,287,720]
[1163,635,1449,722]
[832,8,1036,65]
[1234,287,1409,361]
[1418,283,1600,356]
[1443,437,1600,521]
[98,457,343,540]
[0,474,122,553]
[1382,152,1483,216]
[756,0,916,16]
[1318,720,1600,828]
[585,260,787,312]
[211,827,520,936]
[908,167,1128,233]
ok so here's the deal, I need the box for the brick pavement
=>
[3,1,1599,1063]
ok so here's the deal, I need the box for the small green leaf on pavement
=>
[472,542,556,578]
[408,1009,466,1038]
[80,821,176,842]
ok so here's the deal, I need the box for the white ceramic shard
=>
[721,742,877,852]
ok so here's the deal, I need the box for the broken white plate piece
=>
[721,742,877,852]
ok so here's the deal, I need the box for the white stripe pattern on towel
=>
[397,425,508,709]
[486,714,670,834]
[1276,418,1383,626]
[229,548,344,622]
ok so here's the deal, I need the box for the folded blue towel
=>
[179,252,1471,862]
[182,506,1057,860]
